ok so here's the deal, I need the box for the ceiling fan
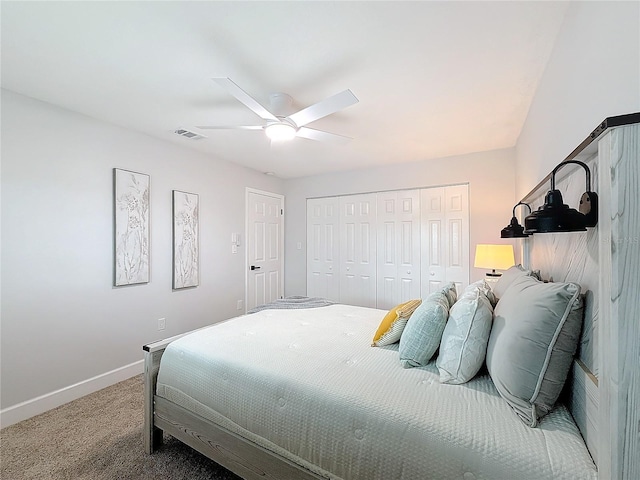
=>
[196,78,359,144]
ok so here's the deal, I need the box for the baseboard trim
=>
[0,360,143,429]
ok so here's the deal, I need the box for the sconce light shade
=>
[501,202,531,238]
[474,244,515,277]
[523,160,598,234]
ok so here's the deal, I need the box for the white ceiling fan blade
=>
[195,125,264,130]
[212,78,278,122]
[296,127,352,145]
[287,90,358,128]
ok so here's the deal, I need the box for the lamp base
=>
[485,270,502,277]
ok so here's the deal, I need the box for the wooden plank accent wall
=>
[598,125,640,480]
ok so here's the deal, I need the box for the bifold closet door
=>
[307,185,468,308]
[420,184,469,296]
[376,190,421,310]
[306,197,340,301]
[339,194,377,308]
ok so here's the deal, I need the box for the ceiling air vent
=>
[174,128,205,140]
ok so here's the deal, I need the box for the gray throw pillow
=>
[399,291,450,368]
[440,282,458,308]
[486,274,583,427]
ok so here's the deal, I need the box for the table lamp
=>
[474,244,515,277]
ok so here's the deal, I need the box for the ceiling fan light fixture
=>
[265,122,297,141]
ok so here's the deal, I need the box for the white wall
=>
[283,148,516,296]
[515,1,640,198]
[0,90,284,425]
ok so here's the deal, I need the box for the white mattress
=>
[156,304,597,480]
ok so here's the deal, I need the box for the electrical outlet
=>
[158,318,166,331]
[237,300,243,310]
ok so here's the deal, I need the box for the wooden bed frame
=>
[143,334,323,480]
[144,320,590,480]
[143,116,639,480]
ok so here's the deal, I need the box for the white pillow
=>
[436,289,494,384]
[492,265,532,299]
[464,279,497,307]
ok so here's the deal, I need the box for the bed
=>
[145,302,596,480]
[143,115,639,480]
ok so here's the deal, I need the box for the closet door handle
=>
[251,265,261,271]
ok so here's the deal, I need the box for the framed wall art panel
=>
[173,190,199,289]
[113,168,150,286]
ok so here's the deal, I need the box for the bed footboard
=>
[143,332,325,479]
[143,332,191,454]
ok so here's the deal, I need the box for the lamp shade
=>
[474,244,515,276]
[523,159,598,234]
[501,217,528,238]
[501,202,531,238]
[523,190,588,233]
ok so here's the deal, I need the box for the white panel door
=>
[376,189,421,309]
[247,189,284,311]
[421,187,446,295]
[306,197,340,301]
[339,194,377,308]
[421,185,469,297]
[444,184,470,293]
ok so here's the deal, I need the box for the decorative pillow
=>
[464,279,497,307]
[436,289,494,384]
[491,264,532,299]
[438,282,457,308]
[399,291,450,368]
[486,274,583,427]
[371,299,422,347]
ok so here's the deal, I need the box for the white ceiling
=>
[1,1,568,179]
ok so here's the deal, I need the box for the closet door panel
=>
[307,198,339,301]
[377,193,397,308]
[377,190,420,309]
[339,194,377,307]
[421,187,446,296]
[421,185,469,297]
[444,184,469,292]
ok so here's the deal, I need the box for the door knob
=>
[250,265,261,271]
[430,272,435,276]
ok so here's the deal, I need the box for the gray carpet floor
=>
[0,375,242,479]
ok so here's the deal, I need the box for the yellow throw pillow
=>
[371,299,422,347]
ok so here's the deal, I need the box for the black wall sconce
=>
[524,160,598,234]
[501,202,531,238]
